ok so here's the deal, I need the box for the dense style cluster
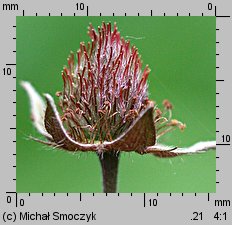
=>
[57,22,150,144]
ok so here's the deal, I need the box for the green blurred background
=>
[17,16,216,193]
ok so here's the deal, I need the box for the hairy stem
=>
[98,151,120,193]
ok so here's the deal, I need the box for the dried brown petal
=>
[44,94,98,152]
[104,101,156,153]
[144,141,216,158]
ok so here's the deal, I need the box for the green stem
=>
[98,151,120,193]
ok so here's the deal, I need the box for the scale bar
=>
[143,193,146,207]
[216,143,230,146]
[216,15,230,18]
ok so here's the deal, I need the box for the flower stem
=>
[98,151,120,193]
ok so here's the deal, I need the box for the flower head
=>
[57,22,150,144]
[21,21,216,194]
[21,21,211,158]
